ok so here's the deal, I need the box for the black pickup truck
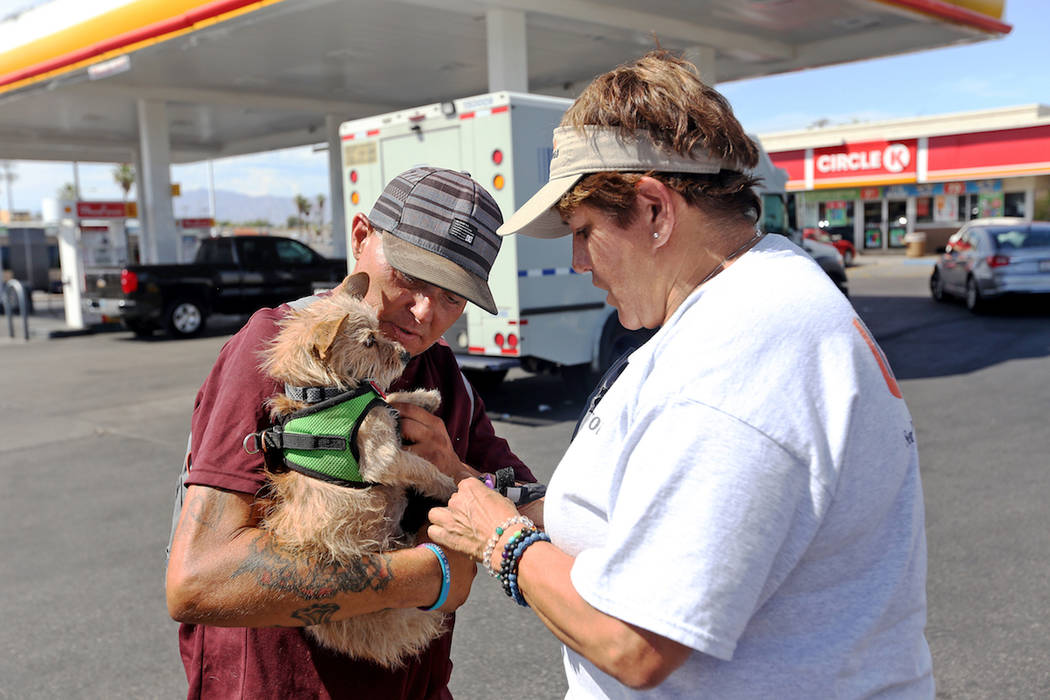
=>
[85,236,347,337]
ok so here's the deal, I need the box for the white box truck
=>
[339,91,797,388]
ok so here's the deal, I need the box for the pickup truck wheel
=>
[165,299,207,337]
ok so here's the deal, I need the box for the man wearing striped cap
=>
[167,167,535,698]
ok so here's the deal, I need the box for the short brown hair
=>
[556,51,761,226]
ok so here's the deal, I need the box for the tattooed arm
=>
[165,485,476,627]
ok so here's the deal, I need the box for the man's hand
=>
[392,401,479,481]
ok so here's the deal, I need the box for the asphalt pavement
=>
[2,252,1048,699]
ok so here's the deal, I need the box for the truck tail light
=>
[351,191,360,205]
[492,149,503,165]
[350,170,358,183]
[987,255,1011,268]
[120,269,138,294]
[494,332,504,348]
[493,174,505,190]
[507,333,518,348]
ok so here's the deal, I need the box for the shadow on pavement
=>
[854,294,1050,381]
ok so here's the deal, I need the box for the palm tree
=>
[57,182,78,201]
[113,163,135,211]
[293,194,311,236]
[315,193,326,236]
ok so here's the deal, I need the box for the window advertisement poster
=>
[825,200,848,227]
[865,228,883,248]
[934,195,959,222]
[889,227,907,248]
[978,192,1004,217]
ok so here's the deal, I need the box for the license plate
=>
[1040,260,1050,272]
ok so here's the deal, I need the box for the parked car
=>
[804,227,856,266]
[84,235,346,337]
[930,218,1050,313]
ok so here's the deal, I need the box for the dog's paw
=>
[386,389,440,413]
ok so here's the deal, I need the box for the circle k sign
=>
[813,139,917,181]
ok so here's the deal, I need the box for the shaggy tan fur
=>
[258,272,456,668]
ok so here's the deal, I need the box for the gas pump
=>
[55,200,133,329]
[176,217,214,262]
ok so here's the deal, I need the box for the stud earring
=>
[652,232,659,239]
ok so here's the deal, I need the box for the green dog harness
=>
[246,383,390,488]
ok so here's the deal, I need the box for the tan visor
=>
[497,126,733,239]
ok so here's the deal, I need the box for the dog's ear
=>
[337,272,370,299]
[314,314,351,361]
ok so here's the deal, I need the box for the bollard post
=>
[4,279,30,341]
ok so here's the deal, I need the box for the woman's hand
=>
[428,478,519,563]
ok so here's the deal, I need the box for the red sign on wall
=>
[76,201,129,218]
[813,140,918,183]
[178,218,215,229]
[928,125,1050,179]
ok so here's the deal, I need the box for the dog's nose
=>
[400,350,411,365]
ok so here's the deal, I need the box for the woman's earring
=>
[652,232,659,239]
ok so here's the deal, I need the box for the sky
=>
[1,0,1047,217]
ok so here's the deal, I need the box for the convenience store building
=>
[760,104,1050,255]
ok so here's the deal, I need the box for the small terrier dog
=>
[257,271,457,668]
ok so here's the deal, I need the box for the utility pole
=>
[0,160,15,217]
[0,161,16,286]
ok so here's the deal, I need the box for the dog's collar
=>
[284,379,387,404]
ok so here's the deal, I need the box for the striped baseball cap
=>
[369,167,503,314]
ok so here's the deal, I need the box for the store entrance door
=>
[863,201,883,250]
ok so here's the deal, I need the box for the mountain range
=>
[173,188,328,225]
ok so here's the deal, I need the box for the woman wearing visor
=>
[429,52,933,698]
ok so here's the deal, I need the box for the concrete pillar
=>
[683,45,717,85]
[56,208,84,329]
[486,8,528,93]
[326,114,347,262]
[136,99,178,263]
[133,147,146,263]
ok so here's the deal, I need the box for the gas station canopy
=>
[0,0,1011,164]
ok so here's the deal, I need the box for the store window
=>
[1004,192,1026,218]
[817,200,854,243]
[761,194,789,235]
[916,196,934,223]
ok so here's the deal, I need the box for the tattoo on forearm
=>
[232,534,394,600]
[291,603,339,626]
[186,491,225,530]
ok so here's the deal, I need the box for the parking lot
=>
[2,255,1048,699]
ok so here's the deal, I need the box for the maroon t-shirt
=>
[180,305,533,699]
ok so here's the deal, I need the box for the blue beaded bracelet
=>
[505,531,551,607]
[417,543,450,612]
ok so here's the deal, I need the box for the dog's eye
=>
[363,335,375,348]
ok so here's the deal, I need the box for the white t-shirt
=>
[545,234,933,699]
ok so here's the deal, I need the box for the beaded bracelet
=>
[416,543,450,612]
[498,527,536,599]
[499,528,551,607]
[483,515,534,578]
